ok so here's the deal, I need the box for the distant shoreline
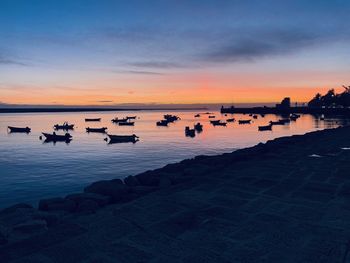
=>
[0,107,208,114]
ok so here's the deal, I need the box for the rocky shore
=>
[1,126,350,262]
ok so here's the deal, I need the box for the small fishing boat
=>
[208,115,216,118]
[126,116,137,120]
[8,126,31,133]
[212,122,227,127]
[194,114,201,118]
[107,134,139,143]
[111,117,128,123]
[54,122,74,130]
[42,132,72,142]
[258,124,272,131]
[270,120,284,125]
[118,122,135,126]
[253,115,258,119]
[226,118,235,122]
[86,127,107,133]
[85,118,101,122]
[156,120,169,126]
[238,119,251,124]
[194,123,203,132]
[210,120,221,125]
[164,114,180,122]
[185,127,195,137]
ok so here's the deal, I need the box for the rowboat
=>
[86,127,107,133]
[107,134,139,143]
[8,126,31,133]
[126,116,137,120]
[111,118,128,123]
[194,114,200,118]
[208,116,216,118]
[118,122,135,126]
[185,127,195,137]
[54,122,74,130]
[156,120,169,126]
[212,122,227,126]
[194,123,203,131]
[210,120,221,125]
[258,125,272,131]
[164,114,180,122]
[42,132,72,142]
[238,119,251,124]
[85,118,101,122]
[269,120,285,125]
[253,115,258,119]
[226,118,235,122]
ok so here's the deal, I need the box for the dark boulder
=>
[0,203,33,216]
[12,219,47,234]
[124,176,140,186]
[38,197,75,212]
[76,199,99,213]
[135,171,160,186]
[84,180,129,202]
[65,193,111,207]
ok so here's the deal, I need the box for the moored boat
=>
[210,120,221,125]
[156,120,169,126]
[86,127,107,133]
[164,114,180,123]
[85,118,101,122]
[42,132,72,142]
[126,116,137,120]
[107,134,139,143]
[54,122,74,130]
[8,126,31,133]
[226,118,235,122]
[194,123,203,132]
[258,124,272,131]
[111,117,128,123]
[194,114,201,118]
[118,122,135,126]
[212,121,227,126]
[238,119,251,124]
[208,115,216,119]
[185,127,195,137]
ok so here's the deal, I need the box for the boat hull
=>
[8,126,31,133]
[86,127,107,133]
[85,118,101,122]
[42,133,72,142]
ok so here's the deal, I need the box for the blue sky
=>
[1,0,350,105]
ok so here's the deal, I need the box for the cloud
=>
[128,61,186,69]
[200,28,346,63]
[117,70,165,75]
[0,54,28,66]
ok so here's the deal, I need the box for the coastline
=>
[1,126,350,262]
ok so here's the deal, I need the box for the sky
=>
[1,0,350,106]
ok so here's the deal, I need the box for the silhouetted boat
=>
[270,119,290,125]
[42,132,72,142]
[194,114,201,118]
[258,124,272,131]
[85,118,101,122]
[226,118,235,122]
[210,120,221,125]
[194,123,203,132]
[253,115,258,119]
[212,122,227,126]
[185,127,195,137]
[8,126,31,133]
[107,134,139,143]
[164,114,180,122]
[157,120,169,126]
[208,115,216,118]
[111,117,128,123]
[118,122,135,126]
[126,116,137,120]
[54,122,74,130]
[238,119,251,124]
[86,127,107,133]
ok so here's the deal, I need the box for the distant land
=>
[0,102,277,113]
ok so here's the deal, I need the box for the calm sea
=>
[0,110,347,208]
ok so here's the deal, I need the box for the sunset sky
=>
[1,0,350,106]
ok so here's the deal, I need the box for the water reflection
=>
[0,110,348,208]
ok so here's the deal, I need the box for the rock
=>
[0,203,33,215]
[159,177,172,188]
[65,193,111,207]
[76,199,99,213]
[129,186,157,196]
[33,212,60,226]
[135,171,160,186]
[0,226,7,245]
[38,197,75,212]
[84,180,129,202]
[12,219,47,234]
[124,176,140,186]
